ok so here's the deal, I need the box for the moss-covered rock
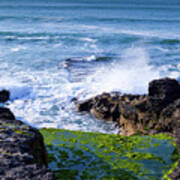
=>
[0,107,55,179]
[41,128,179,180]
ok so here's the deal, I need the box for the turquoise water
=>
[0,0,180,133]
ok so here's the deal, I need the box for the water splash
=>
[75,47,160,100]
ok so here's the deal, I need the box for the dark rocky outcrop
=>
[75,78,180,136]
[148,78,180,111]
[75,78,180,179]
[0,107,55,180]
[0,90,10,103]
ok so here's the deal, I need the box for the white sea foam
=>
[76,51,180,100]
[2,68,120,134]
[18,36,50,40]
[2,46,179,134]
[0,81,34,100]
[169,71,180,79]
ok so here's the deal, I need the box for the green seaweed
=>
[14,130,31,136]
[40,128,178,180]
[1,122,31,137]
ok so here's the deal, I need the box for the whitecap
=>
[18,36,50,40]
[11,45,27,52]
[80,37,97,43]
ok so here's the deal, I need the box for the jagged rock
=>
[149,78,180,102]
[75,78,180,179]
[0,90,10,103]
[148,78,180,111]
[75,78,180,136]
[0,107,55,180]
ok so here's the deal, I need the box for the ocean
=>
[0,0,180,133]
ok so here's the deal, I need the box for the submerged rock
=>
[0,90,10,103]
[0,107,55,179]
[41,128,178,180]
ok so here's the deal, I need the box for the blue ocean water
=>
[0,0,180,133]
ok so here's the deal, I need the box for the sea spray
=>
[76,47,160,99]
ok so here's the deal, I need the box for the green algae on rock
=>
[0,107,55,179]
[40,128,179,180]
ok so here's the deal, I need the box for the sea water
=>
[0,0,180,133]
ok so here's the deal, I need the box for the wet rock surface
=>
[75,78,180,179]
[0,107,55,180]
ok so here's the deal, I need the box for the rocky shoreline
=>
[0,77,179,179]
[75,78,180,179]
